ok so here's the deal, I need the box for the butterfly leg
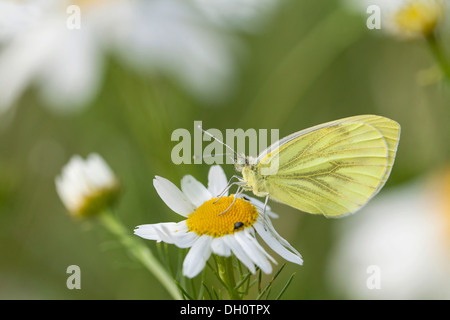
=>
[262,194,270,231]
[218,186,243,215]
[213,175,244,203]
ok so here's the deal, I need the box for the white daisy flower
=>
[0,0,236,114]
[345,0,446,39]
[192,0,280,32]
[0,0,44,44]
[134,165,303,279]
[55,153,120,217]
[328,168,450,299]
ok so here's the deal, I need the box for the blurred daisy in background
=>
[328,166,450,299]
[345,0,446,39]
[0,0,46,43]
[55,152,182,299]
[55,153,120,217]
[134,165,303,279]
[0,0,281,115]
[192,0,278,32]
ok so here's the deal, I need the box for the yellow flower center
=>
[395,1,444,37]
[186,196,259,237]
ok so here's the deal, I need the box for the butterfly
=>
[201,115,400,217]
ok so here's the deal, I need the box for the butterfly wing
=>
[255,115,400,217]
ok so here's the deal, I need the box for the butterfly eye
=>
[234,222,244,230]
[234,155,248,172]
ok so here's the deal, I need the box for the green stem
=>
[216,256,241,300]
[426,33,450,82]
[98,210,182,300]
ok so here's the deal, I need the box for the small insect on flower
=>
[234,221,244,230]
[134,165,302,278]
[55,153,120,217]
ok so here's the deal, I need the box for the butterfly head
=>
[234,154,257,173]
[233,154,247,172]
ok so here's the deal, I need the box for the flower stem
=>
[426,33,450,82]
[98,210,182,300]
[216,255,241,300]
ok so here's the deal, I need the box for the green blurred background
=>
[1,0,449,299]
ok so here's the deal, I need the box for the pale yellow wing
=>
[256,115,400,217]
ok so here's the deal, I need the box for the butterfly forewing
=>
[355,115,401,192]
[256,115,400,217]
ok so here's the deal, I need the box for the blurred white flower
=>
[55,153,120,217]
[112,0,235,105]
[328,167,450,299]
[345,0,446,39]
[134,165,303,278]
[0,0,44,43]
[192,0,279,32]
[0,0,281,115]
[0,0,114,113]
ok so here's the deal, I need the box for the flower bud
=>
[55,153,120,217]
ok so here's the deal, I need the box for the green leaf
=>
[234,272,252,291]
[202,282,214,300]
[275,273,296,300]
[175,280,194,300]
[256,263,286,300]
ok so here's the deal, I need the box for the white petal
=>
[181,175,212,207]
[211,237,231,257]
[265,210,279,219]
[117,0,235,104]
[222,234,255,273]
[55,155,93,212]
[153,176,195,217]
[84,153,117,189]
[192,0,279,32]
[239,194,278,219]
[208,165,228,197]
[0,1,42,43]
[183,235,212,278]
[168,222,199,248]
[37,27,102,112]
[254,219,303,266]
[135,221,200,249]
[55,176,77,212]
[234,230,273,274]
[134,222,182,243]
[244,229,277,264]
[0,21,58,114]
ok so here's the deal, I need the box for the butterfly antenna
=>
[198,125,244,161]
[192,153,235,162]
